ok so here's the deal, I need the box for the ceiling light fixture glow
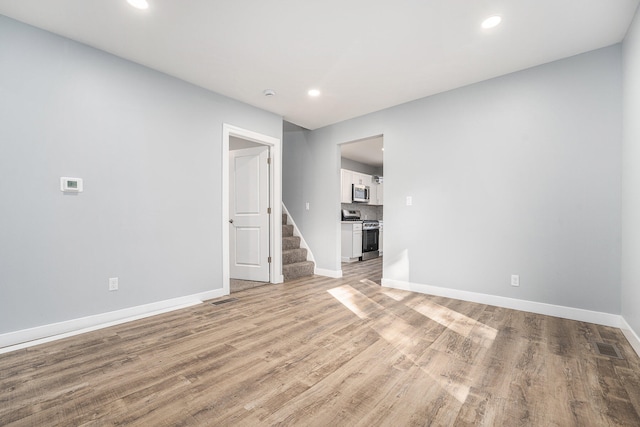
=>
[127,0,149,10]
[308,89,321,97]
[481,15,502,29]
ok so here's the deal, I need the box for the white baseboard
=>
[315,268,342,278]
[0,288,227,354]
[381,278,622,328]
[620,317,640,357]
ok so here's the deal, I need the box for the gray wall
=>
[286,46,622,314]
[0,16,282,334]
[623,7,640,333]
[282,123,311,231]
[340,158,381,176]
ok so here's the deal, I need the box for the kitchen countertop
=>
[341,220,363,224]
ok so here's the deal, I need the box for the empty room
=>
[2,1,640,425]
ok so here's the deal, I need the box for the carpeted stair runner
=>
[282,213,315,281]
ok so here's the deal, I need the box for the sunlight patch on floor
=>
[328,286,372,320]
[407,300,498,346]
[380,287,411,302]
[328,284,474,403]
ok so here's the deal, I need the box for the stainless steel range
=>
[342,209,380,261]
[361,220,380,260]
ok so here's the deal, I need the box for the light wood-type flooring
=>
[230,278,270,293]
[2,257,640,426]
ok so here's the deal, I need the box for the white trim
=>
[315,268,343,278]
[0,288,226,354]
[223,124,283,288]
[621,317,640,357]
[381,278,622,328]
[282,203,316,265]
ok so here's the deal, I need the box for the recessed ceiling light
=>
[127,0,149,10]
[481,15,502,29]
[308,89,321,97]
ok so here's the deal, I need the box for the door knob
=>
[229,219,234,224]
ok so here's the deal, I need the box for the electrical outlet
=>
[109,277,119,291]
[511,274,520,287]
[406,196,413,206]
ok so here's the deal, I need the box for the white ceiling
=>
[1,1,638,130]
[341,136,384,168]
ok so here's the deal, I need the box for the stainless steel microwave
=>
[352,184,370,203]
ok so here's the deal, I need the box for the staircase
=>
[282,213,315,281]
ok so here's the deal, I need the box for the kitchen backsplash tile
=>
[341,203,383,220]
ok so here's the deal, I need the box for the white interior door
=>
[229,146,270,281]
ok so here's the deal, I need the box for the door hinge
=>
[267,207,271,214]
[267,157,271,164]
[268,256,272,263]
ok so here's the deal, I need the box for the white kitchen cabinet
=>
[352,171,369,186]
[368,175,377,205]
[368,176,384,206]
[374,181,383,205]
[341,169,384,205]
[341,222,362,262]
[340,169,353,203]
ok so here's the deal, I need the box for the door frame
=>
[222,124,283,295]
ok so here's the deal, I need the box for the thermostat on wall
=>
[60,177,83,192]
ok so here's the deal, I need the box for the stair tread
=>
[282,235,301,250]
[282,224,294,237]
[283,260,315,281]
[283,260,313,265]
[283,247,308,265]
[281,211,312,281]
[282,260,314,267]
[283,262,314,271]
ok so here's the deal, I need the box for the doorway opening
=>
[222,124,283,296]
[339,135,384,280]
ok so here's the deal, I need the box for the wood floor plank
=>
[1,257,640,426]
